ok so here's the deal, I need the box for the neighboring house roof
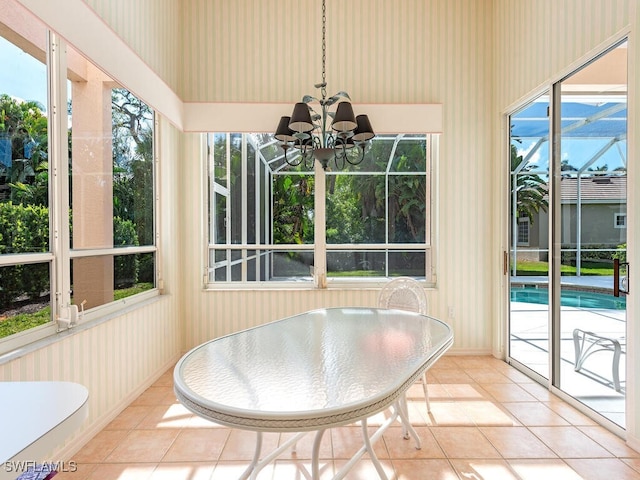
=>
[559,175,626,202]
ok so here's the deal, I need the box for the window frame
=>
[614,212,626,229]
[204,132,437,289]
[0,27,159,355]
[517,217,531,246]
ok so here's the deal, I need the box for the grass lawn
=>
[0,283,155,339]
[514,260,614,276]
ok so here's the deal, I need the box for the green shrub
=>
[612,243,627,263]
[0,203,49,308]
[113,216,139,288]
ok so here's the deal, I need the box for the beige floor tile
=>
[136,403,194,429]
[517,381,555,401]
[453,355,499,369]
[210,460,274,480]
[544,399,598,425]
[152,368,175,387]
[418,382,450,402]
[273,459,335,479]
[578,425,640,458]
[502,401,570,426]
[73,429,129,463]
[86,463,157,480]
[105,429,180,463]
[450,458,521,480]
[51,462,97,480]
[130,386,177,406]
[331,426,389,459]
[161,428,230,462]
[393,459,459,479]
[63,358,640,480]
[529,426,614,458]
[564,458,640,480]
[430,426,501,459]
[427,401,475,426]
[218,429,280,461]
[278,430,333,459]
[106,405,154,431]
[479,426,557,458]
[442,382,489,400]
[429,368,475,384]
[333,458,394,479]
[508,459,583,480]
[623,458,640,474]
[459,399,520,426]
[465,368,513,384]
[403,400,431,426]
[428,356,460,369]
[383,426,445,459]
[480,382,538,403]
[148,462,215,480]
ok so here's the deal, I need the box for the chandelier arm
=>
[274,0,374,173]
[345,144,366,166]
[285,152,303,167]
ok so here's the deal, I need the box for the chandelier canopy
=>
[274,0,375,170]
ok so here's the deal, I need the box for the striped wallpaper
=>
[0,296,181,456]
[84,0,632,357]
[178,0,496,353]
[82,0,182,94]
[2,0,638,455]
[494,0,632,107]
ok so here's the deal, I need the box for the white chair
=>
[378,277,431,439]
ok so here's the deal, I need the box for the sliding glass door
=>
[509,40,628,428]
[509,93,551,380]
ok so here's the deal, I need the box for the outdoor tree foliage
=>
[0,94,49,205]
[0,88,154,309]
[510,141,548,224]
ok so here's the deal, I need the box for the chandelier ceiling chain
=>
[274,0,375,170]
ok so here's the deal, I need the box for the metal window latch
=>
[56,300,86,331]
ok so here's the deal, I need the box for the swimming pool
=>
[510,285,626,310]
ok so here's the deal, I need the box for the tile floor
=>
[55,356,640,479]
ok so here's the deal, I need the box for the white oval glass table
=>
[174,307,453,480]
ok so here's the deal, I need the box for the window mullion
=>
[314,161,326,287]
[48,32,71,322]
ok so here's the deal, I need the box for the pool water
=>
[511,286,626,310]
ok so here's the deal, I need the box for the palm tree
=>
[511,142,548,223]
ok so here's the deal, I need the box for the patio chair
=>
[378,277,431,441]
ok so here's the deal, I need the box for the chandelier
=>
[274,0,375,170]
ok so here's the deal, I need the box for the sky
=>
[0,36,48,110]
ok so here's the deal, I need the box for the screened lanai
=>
[207,132,434,284]
[510,94,627,275]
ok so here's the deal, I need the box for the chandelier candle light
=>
[274,0,375,170]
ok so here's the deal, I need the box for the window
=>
[517,217,530,245]
[614,212,626,228]
[0,9,157,352]
[206,132,435,286]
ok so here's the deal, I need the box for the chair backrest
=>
[378,277,428,314]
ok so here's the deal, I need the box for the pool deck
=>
[509,275,626,427]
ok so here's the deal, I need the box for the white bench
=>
[573,329,625,392]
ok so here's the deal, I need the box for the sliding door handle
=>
[613,258,629,297]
